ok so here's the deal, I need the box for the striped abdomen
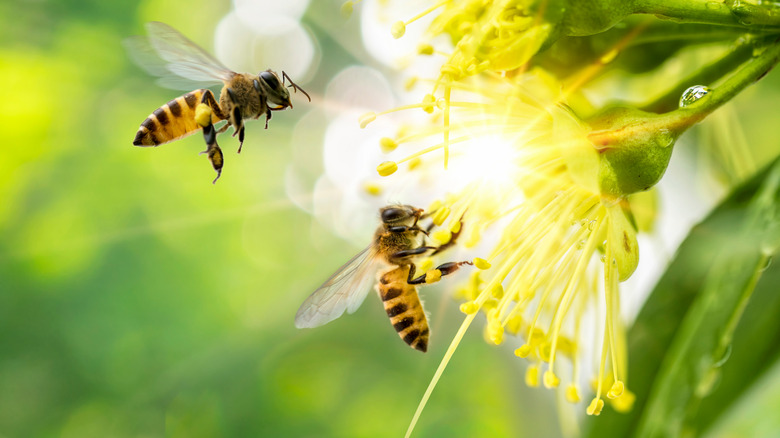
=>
[377,266,429,352]
[133,90,221,146]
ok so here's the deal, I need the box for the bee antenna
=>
[282,71,312,102]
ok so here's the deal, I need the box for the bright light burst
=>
[352,1,652,433]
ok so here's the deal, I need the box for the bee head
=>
[255,70,292,109]
[380,205,422,227]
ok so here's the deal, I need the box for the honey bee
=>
[295,205,472,352]
[127,21,310,183]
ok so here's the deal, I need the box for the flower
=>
[348,1,675,433]
[368,69,641,427]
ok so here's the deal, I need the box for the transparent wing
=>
[124,22,234,89]
[295,246,380,329]
[124,35,216,90]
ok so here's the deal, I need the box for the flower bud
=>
[587,107,680,197]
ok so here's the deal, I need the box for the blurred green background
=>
[0,1,559,437]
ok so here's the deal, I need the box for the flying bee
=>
[127,21,311,183]
[295,205,473,352]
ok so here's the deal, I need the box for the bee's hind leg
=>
[199,123,224,184]
[196,90,228,183]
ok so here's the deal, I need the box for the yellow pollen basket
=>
[194,103,212,127]
[424,269,442,284]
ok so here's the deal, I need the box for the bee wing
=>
[295,245,380,329]
[124,22,234,89]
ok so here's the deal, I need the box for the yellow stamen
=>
[473,257,491,270]
[459,301,479,314]
[543,370,560,388]
[432,206,450,225]
[363,182,382,196]
[566,385,581,403]
[380,137,398,153]
[377,161,398,176]
[391,21,406,39]
[587,398,604,416]
[359,112,376,129]
[525,365,540,387]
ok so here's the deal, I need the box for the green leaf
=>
[585,156,780,438]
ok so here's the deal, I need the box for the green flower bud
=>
[561,0,633,36]
[587,107,681,197]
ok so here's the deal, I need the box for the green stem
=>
[633,0,780,29]
[589,39,780,145]
[667,38,780,128]
[642,39,754,113]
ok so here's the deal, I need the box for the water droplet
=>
[705,1,721,9]
[600,255,606,263]
[679,85,710,107]
[576,240,586,250]
[588,220,597,231]
[654,129,675,148]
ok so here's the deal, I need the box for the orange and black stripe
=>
[377,266,430,352]
[133,90,220,146]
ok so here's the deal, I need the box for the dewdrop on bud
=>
[391,21,406,39]
[359,112,376,129]
[376,161,398,177]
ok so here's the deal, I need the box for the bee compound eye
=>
[259,71,281,90]
[381,207,407,223]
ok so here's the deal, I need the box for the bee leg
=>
[194,90,228,183]
[265,107,272,129]
[199,124,224,184]
[407,260,473,285]
[392,246,437,259]
[231,107,245,153]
